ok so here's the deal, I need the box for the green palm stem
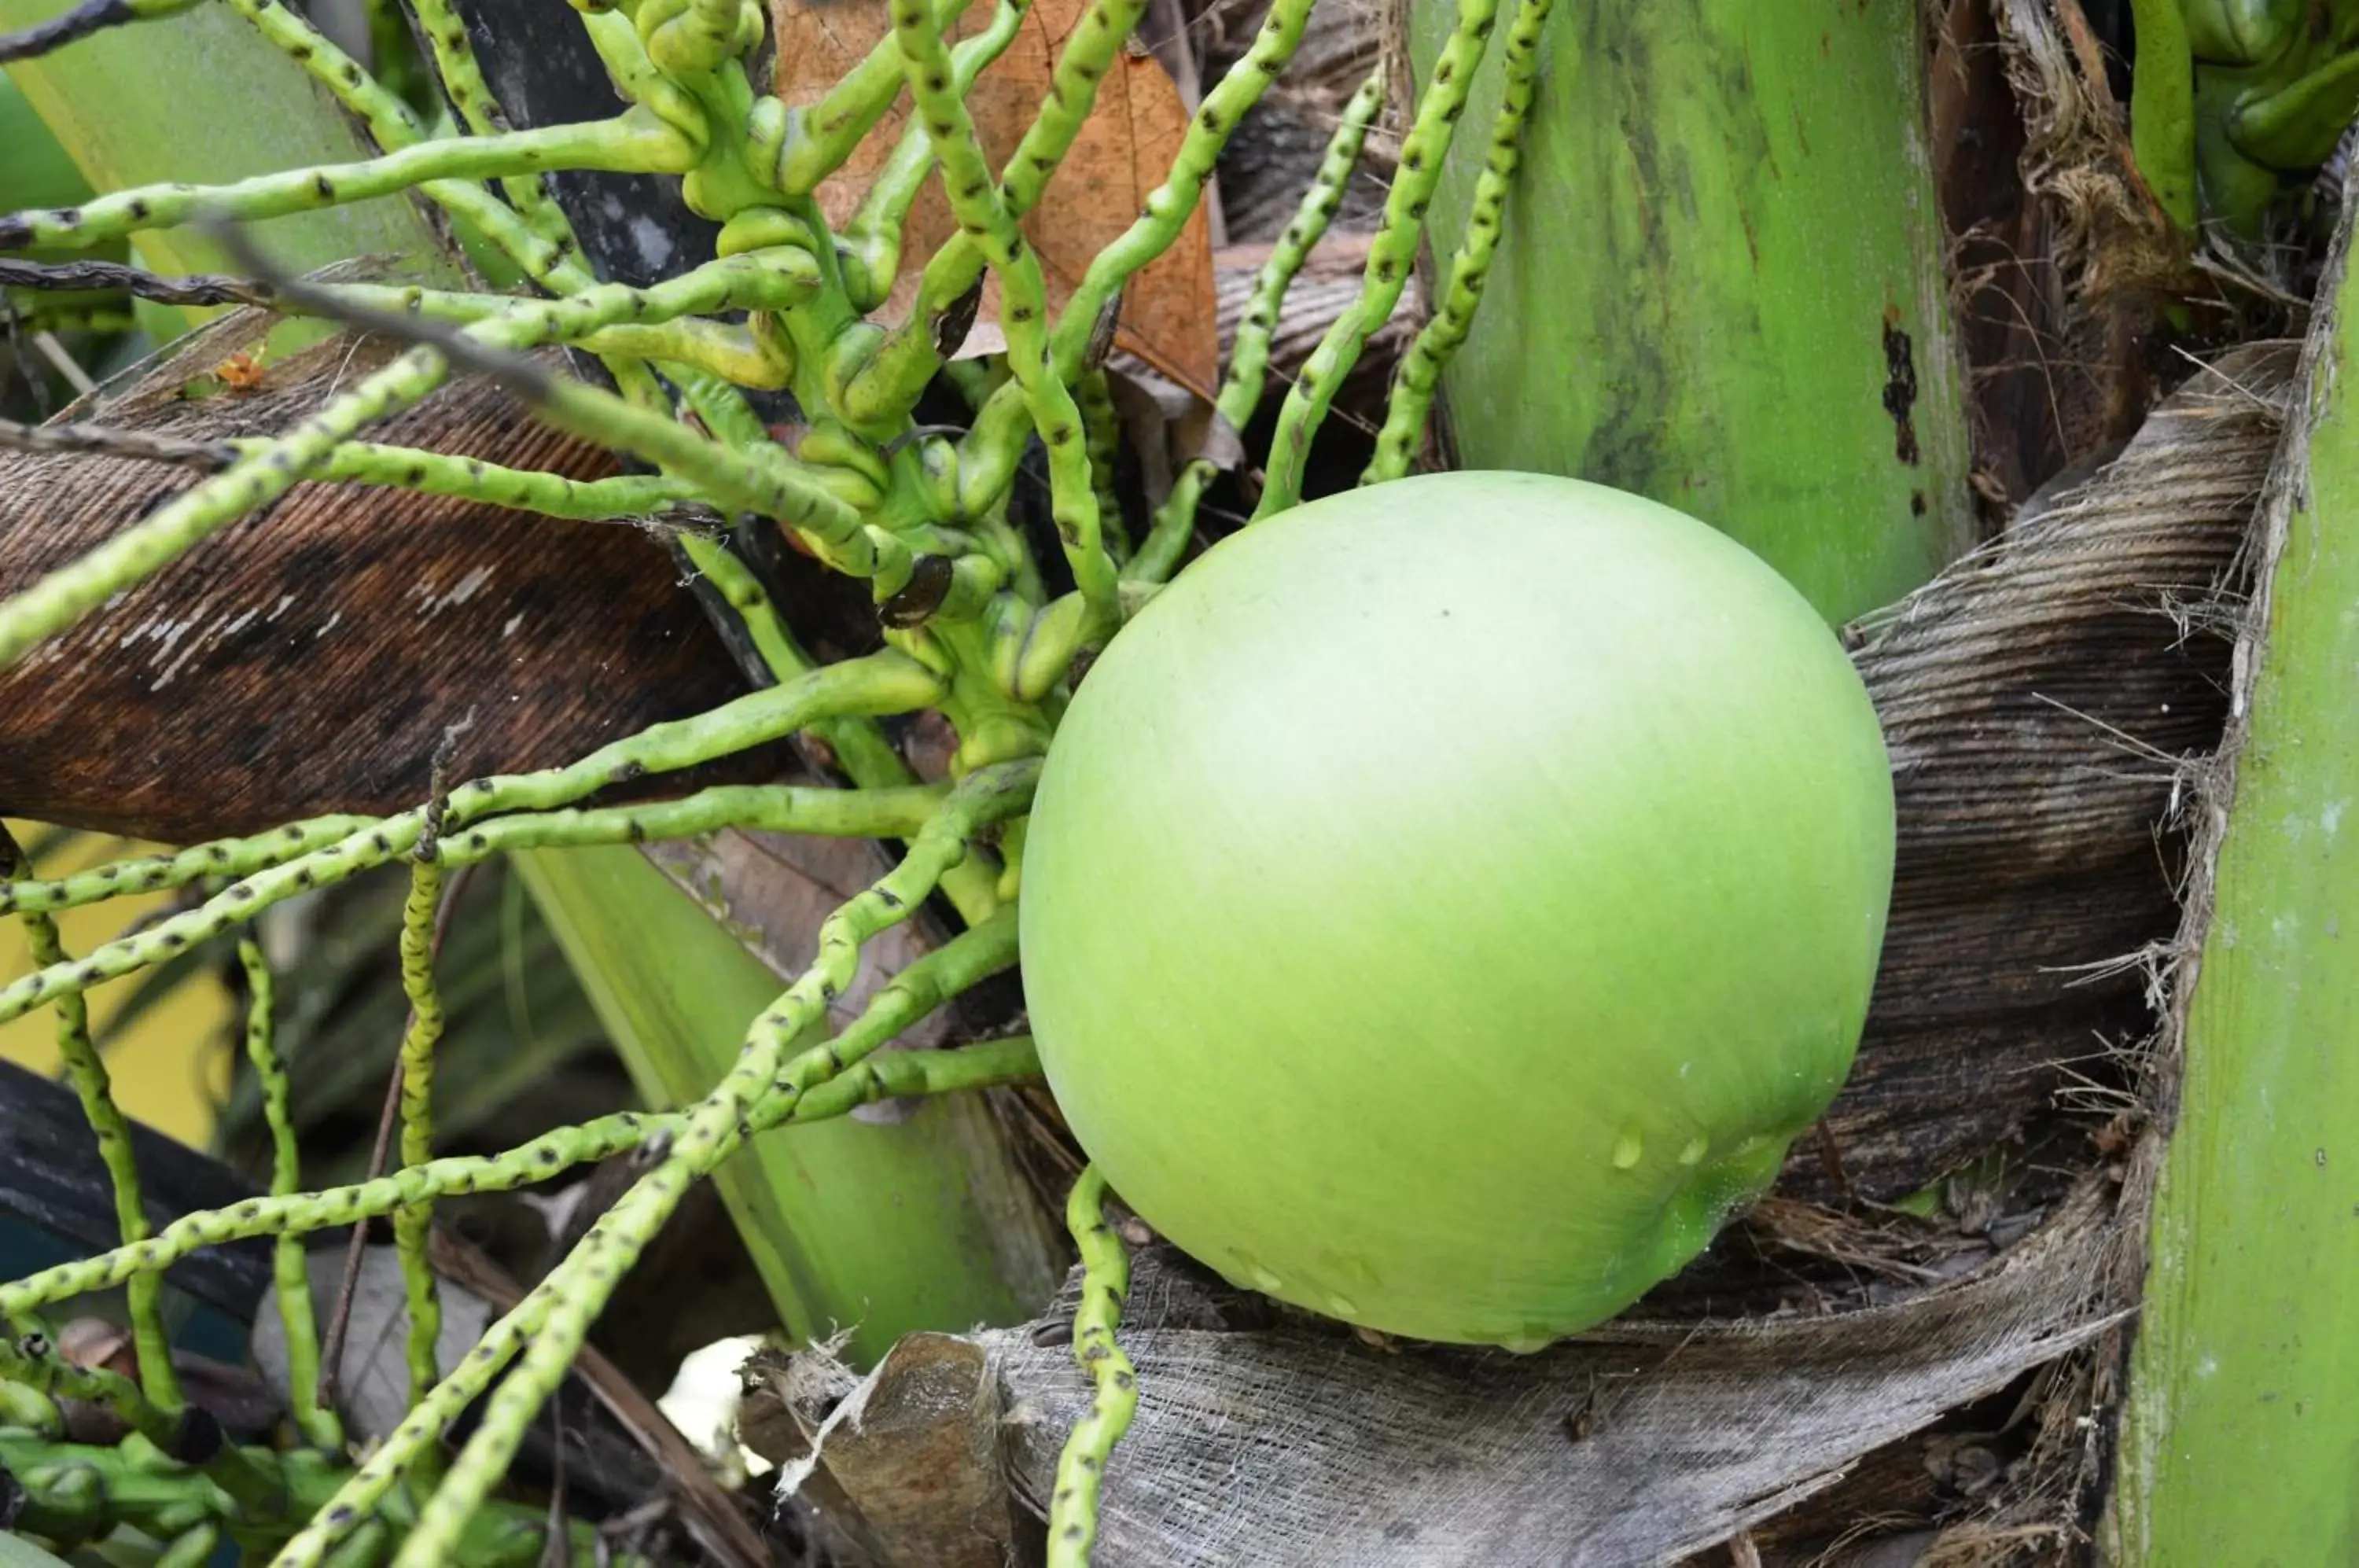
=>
[1128,69,1381,584]
[1363,0,1553,483]
[1044,1165,1136,1568]
[235,934,344,1452]
[391,843,449,1422]
[1250,0,1501,520]
[0,827,180,1412]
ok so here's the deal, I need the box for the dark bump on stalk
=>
[289,42,311,59]
[294,867,316,889]
[127,198,150,220]
[160,933,186,951]
[926,71,948,91]
[1199,106,1223,131]
[1375,258,1397,282]
[237,1200,263,1220]
[1063,1525,1085,1542]
[143,867,169,886]
[1113,1370,1136,1391]
[406,463,425,484]
[371,832,392,852]
[1403,150,1425,173]
[101,866,121,881]
[613,760,646,783]
[313,173,335,199]
[1436,59,1454,83]
[230,883,256,902]
[1049,424,1076,446]
[327,1504,355,1526]
[172,1408,224,1465]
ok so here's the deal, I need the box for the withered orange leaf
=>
[774,0,1220,399]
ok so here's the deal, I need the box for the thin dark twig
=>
[2,301,48,422]
[0,258,279,311]
[315,856,479,1417]
[0,416,236,469]
[203,219,559,405]
[539,1393,570,1568]
[0,0,134,64]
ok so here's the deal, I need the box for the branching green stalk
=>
[889,0,1117,657]
[956,0,1319,513]
[243,440,710,521]
[834,0,1032,311]
[392,842,448,1415]
[403,0,575,242]
[1046,1165,1135,1568]
[237,936,342,1452]
[0,817,377,916]
[1,1036,1040,1319]
[212,0,600,293]
[0,1334,182,1452]
[1080,368,1128,561]
[277,775,1032,1568]
[391,804,1031,1568]
[1253,0,1499,519]
[760,0,977,196]
[1128,71,1382,583]
[0,828,180,1414]
[0,1431,627,1566]
[1365,0,1551,484]
[0,112,698,255]
[839,0,1145,409]
[0,653,944,1024]
[0,250,823,672]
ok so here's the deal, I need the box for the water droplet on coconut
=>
[1678,1135,1709,1166]
[1250,1266,1284,1293]
[1326,1294,1360,1318]
[1500,1327,1555,1353]
[1611,1128,1644,1169]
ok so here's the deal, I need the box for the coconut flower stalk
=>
[0,0,1579,1551]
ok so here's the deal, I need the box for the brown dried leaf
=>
[775,0,1220,398]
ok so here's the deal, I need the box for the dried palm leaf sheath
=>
[0,325,778,844]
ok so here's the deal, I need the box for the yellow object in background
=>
[0,819,235,1150]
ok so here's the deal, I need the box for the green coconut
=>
[1018,471,1896,1349]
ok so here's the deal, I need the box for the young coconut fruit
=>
[1019,471,1896,1349]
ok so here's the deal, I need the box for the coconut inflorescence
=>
[1020,471,1897,1349]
